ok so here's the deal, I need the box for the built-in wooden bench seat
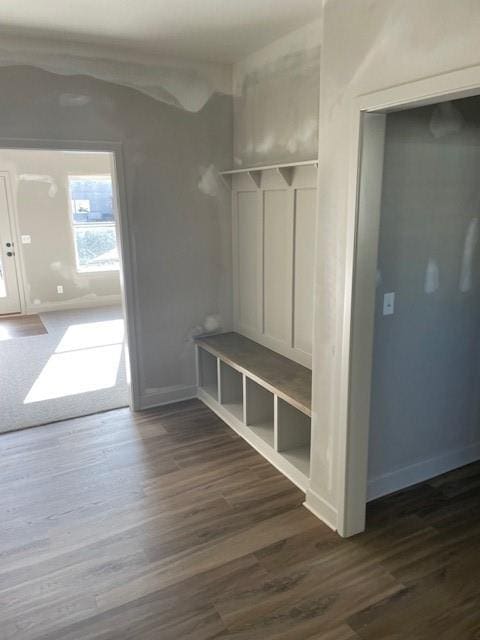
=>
[195,332,311,415]
[195,331,312,490]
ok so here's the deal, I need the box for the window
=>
[69,175,120,272]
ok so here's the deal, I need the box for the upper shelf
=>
[219,159,318,188]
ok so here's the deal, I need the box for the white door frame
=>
[0,171,23,314]
[0,138,141,411]
[340,64,480,537]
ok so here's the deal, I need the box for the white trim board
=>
[304,488,338,532]
[138,384,198,410]
[0,171,27,314]
[221,159,318,176]
[367,442,480,502]
[27,294,122,314]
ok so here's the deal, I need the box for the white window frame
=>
[68,174,120,274]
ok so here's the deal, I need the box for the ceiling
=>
[0,0,322,64]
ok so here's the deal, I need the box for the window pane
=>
[74,225,119,272]
[69,176,113,223]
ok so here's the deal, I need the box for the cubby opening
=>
[219,362,244,421]
[198,348,218,400]
[244,378,274,446]
[276,398,311,477]
[195,333,312,492]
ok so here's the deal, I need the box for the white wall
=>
[0,149,121,312]
[233,20,322,168]
[0,64,232,410]
[309,0,480,532]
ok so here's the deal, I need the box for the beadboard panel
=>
[235,190,261,334]
[232,166,316,368]
[263,189,293,346]
[293,188,316,356]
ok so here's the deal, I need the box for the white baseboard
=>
[304,488,338,532]
[26,294,122,314]
[367,441,480,501]
[138,384,197,410]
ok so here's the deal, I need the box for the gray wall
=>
[233,21,321,168]
[369,97,480,489]
[0,65,232,407]
[0,149,121,311]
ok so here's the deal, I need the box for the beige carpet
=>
[0,305,129,433]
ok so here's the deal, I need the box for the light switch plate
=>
[383,292,395,316]
[21,235,31,244]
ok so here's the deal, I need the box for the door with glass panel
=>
[0,175,21,315]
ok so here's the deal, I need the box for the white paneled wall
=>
[236,191,260,333]
[232,165,317,367]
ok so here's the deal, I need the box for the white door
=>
[0,176,21,315]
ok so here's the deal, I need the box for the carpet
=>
[0,305,129,433]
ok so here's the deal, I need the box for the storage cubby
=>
[198,347,218,400]
[219,361,244,421]
[196,333,312,492]
[276,398,311,477]
[244,378,274,447]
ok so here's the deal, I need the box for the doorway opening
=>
[0,148,131,432]
[367,96,480,502]
[344,71,480,536]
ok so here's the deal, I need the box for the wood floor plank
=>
[0,398,479,639]
[95,506,319,612]
[31,556,263,640]
[0,314,47,341]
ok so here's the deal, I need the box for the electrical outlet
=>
[57,285,64,294]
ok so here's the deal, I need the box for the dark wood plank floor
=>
[0,314,47,341]
[0,399,479,639]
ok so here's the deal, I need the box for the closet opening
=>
[346,86,480,536]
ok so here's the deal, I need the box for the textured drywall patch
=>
[256,134,275,155]
[286,117,319,154]
[234,46,321,165]
[203,314,221,332]
[188,314,222,341]
[459,217,479,292]
[59,93,91,107]
[18,174,57,197]
[198,164,223,197]
[429,101,464,138]
[424,257,440,294]
[0,34,231,112]
[233,20,321,166]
